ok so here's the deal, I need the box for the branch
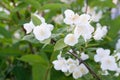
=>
[10,0,35,54]
[84,0,88,13]
[68,48,101,80]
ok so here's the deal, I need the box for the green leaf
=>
[0,48,22,56]
[54,38,67,51]
[19,54,48,66]
[32,64,48,80]
[22,34,39,44]
[40,3,69,11]
[0,26,11,38]
[0,11,9,20]
[31,14,41,26]
[24,0,41,9]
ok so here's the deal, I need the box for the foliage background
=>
[0,0,120,80]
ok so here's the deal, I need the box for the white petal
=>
[64,34,78,46]
[33,24,51,41]
[23,21,35,34]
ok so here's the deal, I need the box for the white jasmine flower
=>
[67,58,75,65]
[64,34,78,46]
[114,68,120,76]
[60,0,76,4]
[112,0,118,4]
[94,48,110,62]
[93,23,108,40]
[91,11,102,22]
[82,6,102,22]
[79,64,89,75]
[64,9,80,25]
[46,24,54,31]
[114,52,120,61]
[23,21,35,34]
[52,14,63,24]
[101,56,118,71]
[73,64,88,79]
[33,23,51,41]
[14,31,21,39]
[116,39,120,50]
[68,64,77,73]
[74,24,94,41]
[73,69,82,79]
[80,52,89,60]
[78,14,91,25]
[101,70,109,75]
[52,59,68,72]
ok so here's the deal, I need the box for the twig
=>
[10,0,35,54]
[68,48,101,80]
[84,0,88,13]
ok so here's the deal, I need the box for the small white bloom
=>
[23,21,35,34]
[52,14,63,24]
[68,64,77,73]
[116,39,120,50]
[114,52,120,61]
[73,64,88,79]
[74,24,94,41]
[114,68,120,76]
[73,69,82,79]
[79,14,91,25]
[80,52,89,60]
[101,70,109,75]
[101,56,117,71]
[64,34,78,46]
[33,23,51,41]
[14,31,21,39]
[52,59,68,72]
[64,9,80,25]
[93,23,108,40]
[112,0,118,4]
[94,48,110,62]
[60,0,76,4]
[46,24,54,31]
[78,64,89,75]
[82,6,102,22]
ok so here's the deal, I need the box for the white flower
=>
[53,53,68,72]
[114,52,120,61]
[64,9,80,25]
[23,21,35,34]
[114,68,120,76]
[79,14,91,25]
[91,11,102,22]
[52,59,68,72]
[33,23,52,41]
[73,64,88,79]
[112,0,118,4]
[64,33,78,46]
[116,39,120,50]
[93,23,108,40]
[68,64,77,73]
[14,31,20,39]
[101,70,109,75]
[60,0,76,4]
[74,24,94,41]
[52,14,63,24]
[101,56,118,71]
[80,52,89,60]
[94,48,110,62]
[82,6,102,22]
[73,69,82,79]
